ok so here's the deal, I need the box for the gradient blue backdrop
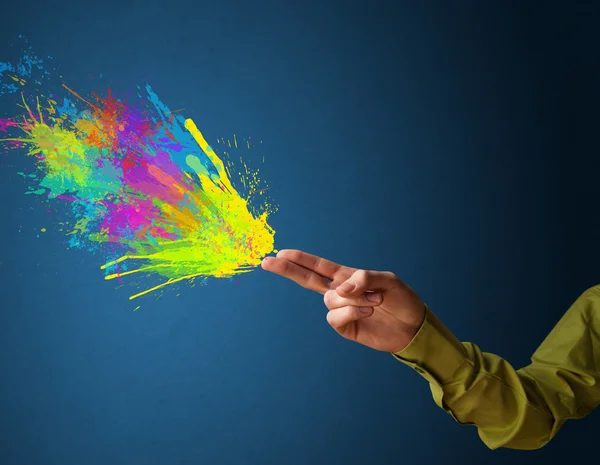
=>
[1,1,599,464]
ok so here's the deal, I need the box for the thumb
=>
[336,269,400,298]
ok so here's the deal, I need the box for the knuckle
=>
[326,308,339,326]
[323,290,336,306]
[279,260,289,272]
[353,269,370,286]
[381,270,400,282]
[341,268,356,281]
[313,257,323,269]
[301,268,312,283]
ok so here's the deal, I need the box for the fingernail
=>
[359,307,373,316]
[366,292,382,303]
[338,283,355,293]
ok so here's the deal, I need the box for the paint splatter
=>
[0,39,277,301]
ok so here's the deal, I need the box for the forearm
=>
[392,289,600,450]
[425,342,558,450]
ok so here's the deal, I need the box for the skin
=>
[261,249,427,353]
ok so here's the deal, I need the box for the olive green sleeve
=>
[391,285,600,450]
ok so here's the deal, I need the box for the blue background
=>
[1,1,599,464]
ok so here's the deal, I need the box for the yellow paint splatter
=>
[101,118,276,300]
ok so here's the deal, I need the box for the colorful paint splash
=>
[0,38,276,301]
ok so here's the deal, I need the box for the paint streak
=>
[1,41,277,301]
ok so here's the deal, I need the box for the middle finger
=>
[261,257,331,294]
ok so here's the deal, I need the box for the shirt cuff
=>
[391,304,471,386]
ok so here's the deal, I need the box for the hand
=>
[261,250,426,353]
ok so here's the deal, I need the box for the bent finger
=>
[336,269,401,298]
[326,305,374,331]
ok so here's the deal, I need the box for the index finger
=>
[275,249,353,281]
[261,256,331,294]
